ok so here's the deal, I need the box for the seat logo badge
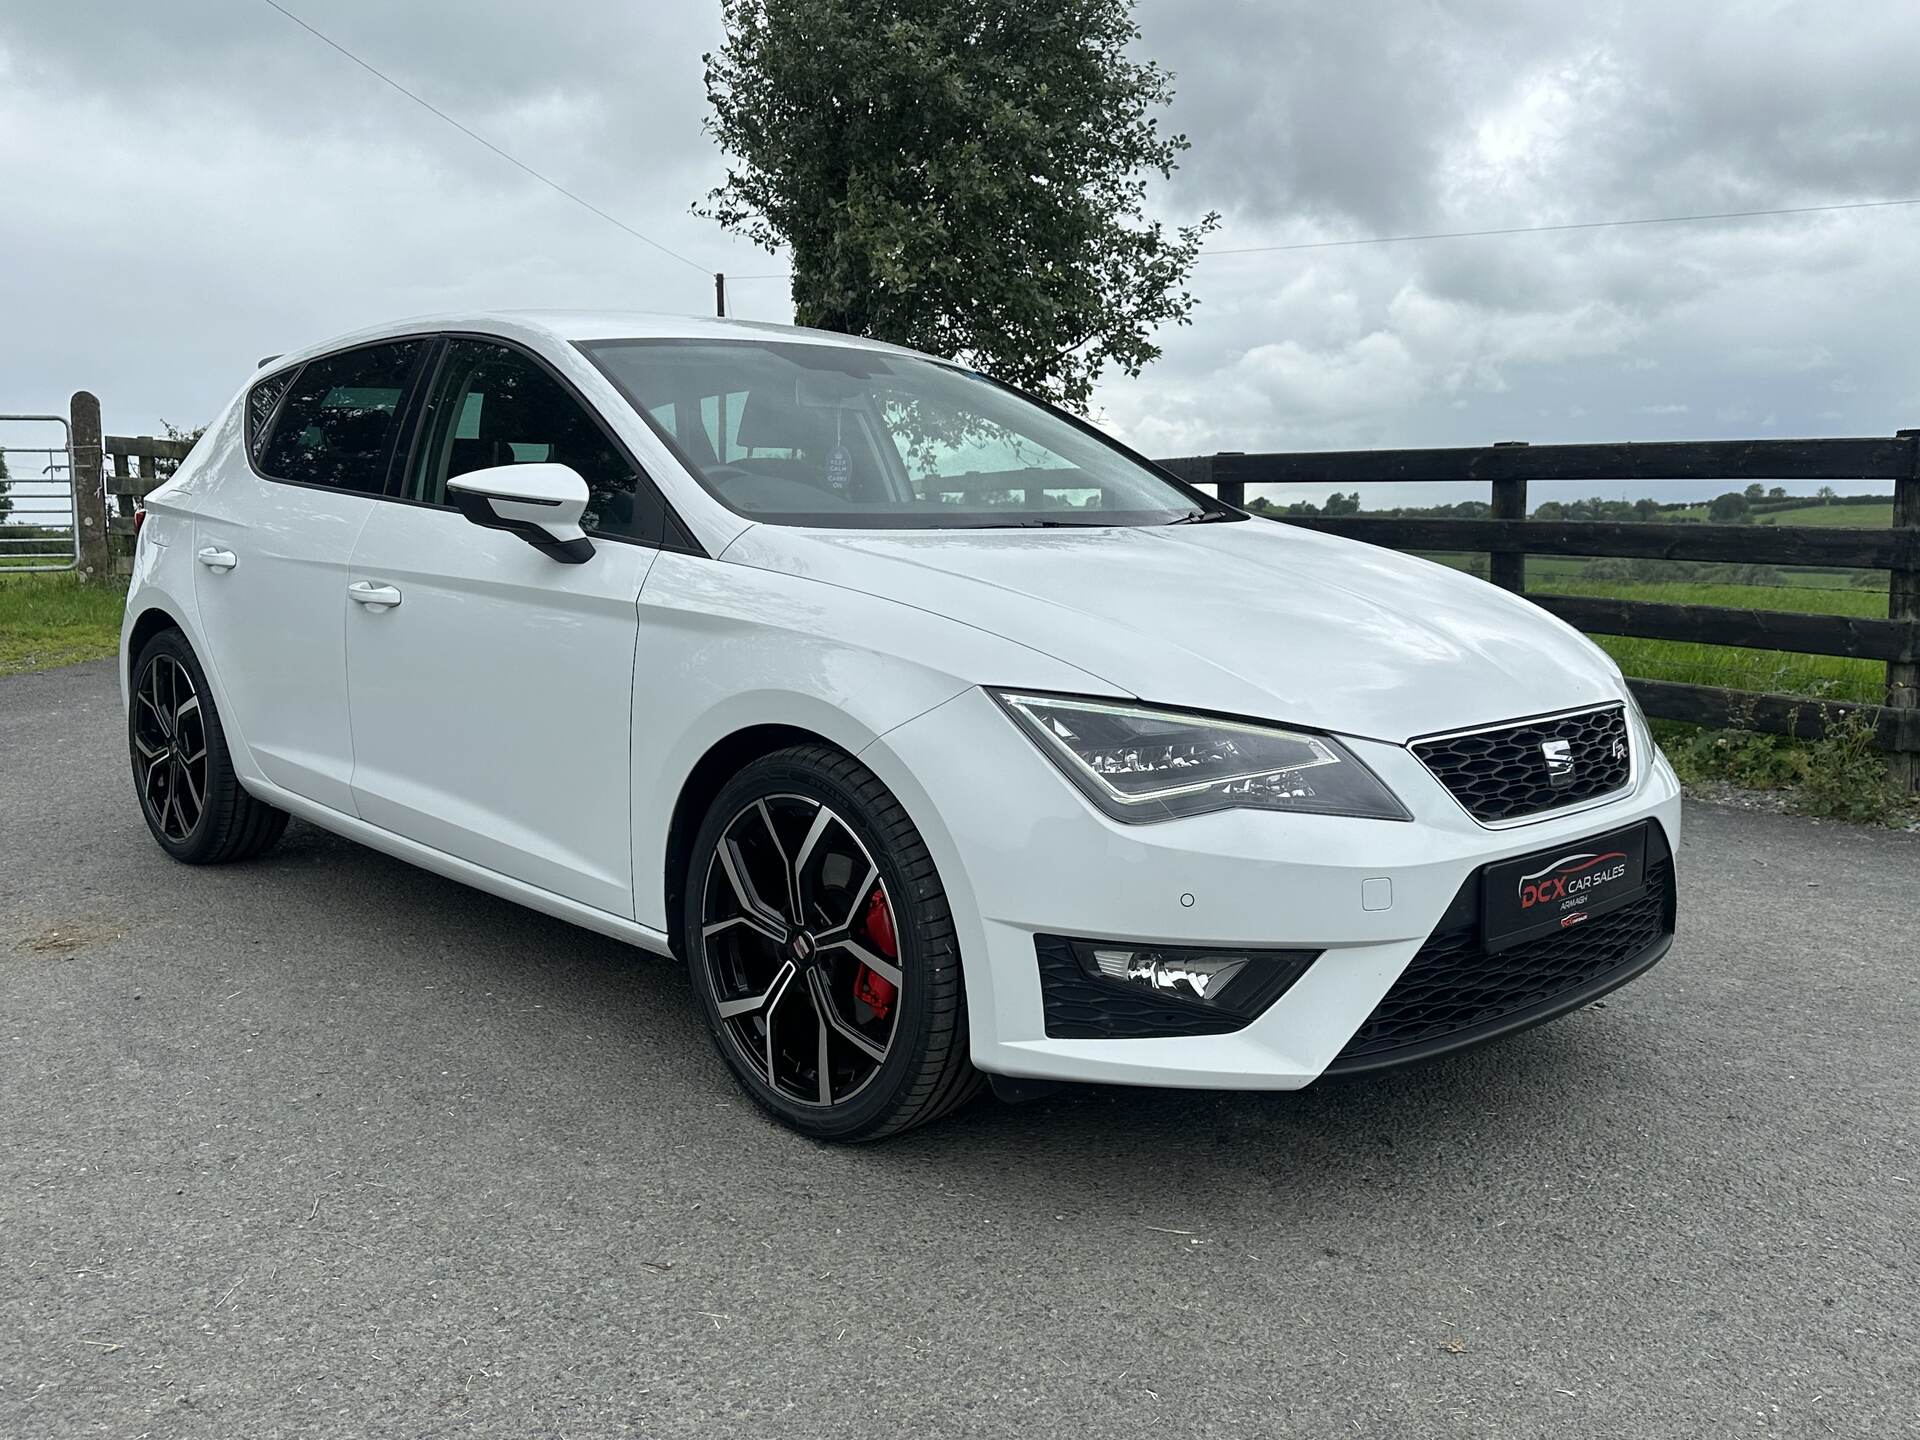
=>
[790,932,816,963]
[1541,739,1576,787]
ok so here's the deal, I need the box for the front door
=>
[343,338,659,917]
[193,338,429,812]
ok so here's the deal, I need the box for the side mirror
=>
[447,463,595,564]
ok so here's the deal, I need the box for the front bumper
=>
[864,686,1684,1090]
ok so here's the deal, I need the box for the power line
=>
[1199,197,1920,256]
[257,0,711,277]
[714,195,1920,285]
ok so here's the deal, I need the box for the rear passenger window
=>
[256,340,425,493]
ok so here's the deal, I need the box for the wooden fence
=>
[103,431,193,573]
[1158,433,1920,792]
[64,390,195,577]
[57,386,1920,790]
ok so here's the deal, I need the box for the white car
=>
[122,312,1682,1140]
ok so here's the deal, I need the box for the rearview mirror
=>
[447,463,595,564]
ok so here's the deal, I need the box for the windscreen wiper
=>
[1165,509,1240,525]
[949,518,1104,529]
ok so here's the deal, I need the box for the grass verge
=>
[0,573,127,677]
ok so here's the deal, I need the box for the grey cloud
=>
[2,0,1917,485]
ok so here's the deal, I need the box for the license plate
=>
[1481,823,1648,952]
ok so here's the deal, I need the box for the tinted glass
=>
[257,341,424,492]
[246,371,294,461]
[583,339,1219,529]
[410,341,645,537]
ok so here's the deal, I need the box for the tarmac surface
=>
[3,658,1916,1437]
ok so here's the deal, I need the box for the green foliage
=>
[1708,491,1751,523]
[1661,722,1806,790]
[1654,713,1912,826]
[0,444,11,523]
[699,0,1218,410]
[1791,710,1910,826]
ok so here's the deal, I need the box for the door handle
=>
[196,547,237,572]
[347,580,403,611]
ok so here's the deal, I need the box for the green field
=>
[1754,502,1895,527]
[0,521,1903,711]
[1525,575,1888,703]
[0,572,126,675]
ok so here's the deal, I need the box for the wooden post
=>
[1488,441,1529,593]
[1215,452,1246,510]
[1888,429,1920,793]
[69,391,109,582]
[714,272,727,318]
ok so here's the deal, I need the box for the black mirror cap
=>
[451,489,595,565]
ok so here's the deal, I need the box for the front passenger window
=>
[410,342,644,537]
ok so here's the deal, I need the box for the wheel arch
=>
[121,598,196,709]
[126,605,182,670]
[661,722,848,959]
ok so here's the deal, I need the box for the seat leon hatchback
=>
[122,311,1681,1140]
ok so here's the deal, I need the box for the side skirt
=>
[241,775,676,959]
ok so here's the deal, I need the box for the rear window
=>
[255,340,425,493]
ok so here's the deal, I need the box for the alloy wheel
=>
[699,794,904,1107]
[132,653,208,843]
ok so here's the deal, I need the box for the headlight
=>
[992,691,1411,823]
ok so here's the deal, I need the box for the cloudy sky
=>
[3,0,1916,507]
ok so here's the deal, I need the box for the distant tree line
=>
[1245,483,1887,525]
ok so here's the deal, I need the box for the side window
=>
[256,340,424,493]
[245,371,295,462]
[409,341,649,538]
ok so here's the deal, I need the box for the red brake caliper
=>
[853,887,898,1021]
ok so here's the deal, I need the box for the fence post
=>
[1488,441,1529,593]
[69,391,109,582]
[1889,429,1919,794]
[1215,452,1246,510]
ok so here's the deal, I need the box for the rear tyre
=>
[682,745,983,1142]
[129,629,288,865]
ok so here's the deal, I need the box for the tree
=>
[699,0,1219,410]
[0,445,10,524]
[1743,482,1765,501]
[1709,491,1751,522]
[1768,486,1787,500]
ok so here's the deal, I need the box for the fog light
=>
[1088,947,1249,1001]
[1063,938,1320,1022]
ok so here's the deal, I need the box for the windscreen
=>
[582,338,1223,529]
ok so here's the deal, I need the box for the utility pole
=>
[714,272,727,318]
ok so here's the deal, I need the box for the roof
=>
[254,309,934,378]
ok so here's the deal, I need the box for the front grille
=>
[1327,856,1673,1071]
[1414,704,1631,824]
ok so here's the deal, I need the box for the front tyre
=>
[128,629,288,864]
[683,745,982,1141]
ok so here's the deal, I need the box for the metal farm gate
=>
[0,414,79,572]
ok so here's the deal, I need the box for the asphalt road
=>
[3,659,1917,1439]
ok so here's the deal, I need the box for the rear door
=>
[193,339,431,812]
[343,337,662,916]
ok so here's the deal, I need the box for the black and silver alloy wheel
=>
[701,794,904,1107]
[684,746,982,1141]
[127,628,288,865]
[132,652,209,843]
